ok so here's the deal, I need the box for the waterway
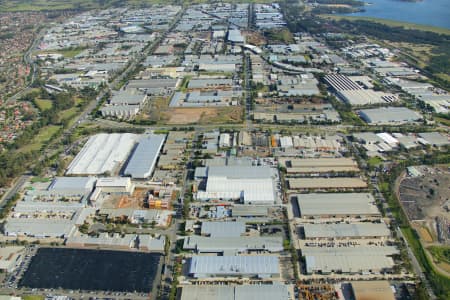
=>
[341,0,450,29]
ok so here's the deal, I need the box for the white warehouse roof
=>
[123,134,166,179]
[66,133,138,175]
[197,166,278,204]
[295,193,380,217]
[302,222,390,239]
[189,255,279,278]
[180,284,290,300]
[201,221,246,237]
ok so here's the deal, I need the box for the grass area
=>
[56,47,87,58]
[428,246,450,265]
[34,98,52,111]
[321,14,450,35]
[23,296,45,300]
[435,117,450,127]
[367,156,383,168]
[265,28,294,44]
[20,125,61,152]
[30,176,51,183]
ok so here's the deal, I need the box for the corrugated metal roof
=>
[295,193,379,216]
[180,285,290,300]
[201,221,245,237]
[123,135,165,179]
[303,223,390,238]
[189,255,279,277]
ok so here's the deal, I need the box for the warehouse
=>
[127,79,178,95]
[67,133,138,175]
[227,29,245,43]
[303,246,398,274]
[359,107,422,125]
[324,74,397,106]
[0,247,25,273]
[418,132,450,147]
[301,222,390,239]
[201,221,246,237]
[294,193,379,217]
[47,176,96,196]
[109,91,147,106]
[196,166,278,205]
[188,255,279,279]
[280,158,359,175]
[183,236,283,255]
[180,284,290,300]
[123,134,166,179]
[66,233,165,252]
[288,178,367,191]
[188,78,234,89]
[95,177,135,195]
[351,281,395,300]
[4,218,77,238]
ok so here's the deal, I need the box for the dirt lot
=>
[160,107,243,125]
[101,188,148,209]
[398,166,450,246]
[242,30,266,46]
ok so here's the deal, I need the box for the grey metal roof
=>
[201,221,245,237]
[302,223,390,239]
[359,107,422,124]
[123,135,166,179]
[418,132,449,147]
[294,193,379,216]
[180,285,290,300]
[48,176,96,194]
[110,91,146,106]
[189,255,279,277]
[208,166,273,179]
[183,236,283,254]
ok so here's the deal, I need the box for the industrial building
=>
[351,281,396,300]
[294,193,379,218]
[303,246,398,274]
[201,221,246,237]
[66,233,165,252]
[196,166,279,204]
[324,74,397,106]
[301,222,390,239]
[95,177,135,195]
[0,247,25,273]
[48,176,96,195]
[180,284,290,300]
[4,218,77,238]
[358,107,422,125]
[123,134,166,179]
[280,157,359,175]
[188,255,280,279]
[288,178,367,191]
[66,133,138,175]
[183,236,283,255]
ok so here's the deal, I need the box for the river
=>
[341,0,450,29]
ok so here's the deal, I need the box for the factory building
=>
[301,222,390,239]
[188,255,280,279]
[303,246,398,274]
[123,134,166,179]
[180,284,290,300]
[183,236,283,255]
[294,193,380,218]
[196,166,279,205]
[358,107,422,125]
[66,133,138,175]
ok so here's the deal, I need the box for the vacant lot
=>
[158,106,243,125]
